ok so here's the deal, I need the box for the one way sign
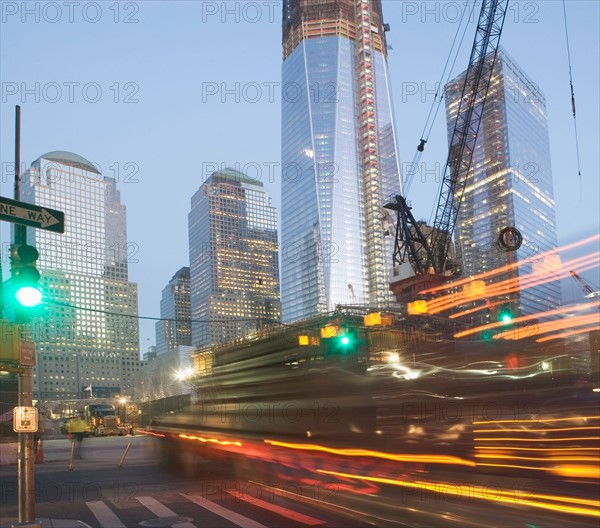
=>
[0,196,64,233]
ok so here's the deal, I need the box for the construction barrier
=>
[34,438,44,464]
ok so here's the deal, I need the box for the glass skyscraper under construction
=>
[445,49,561,315]
[281,0,402,322]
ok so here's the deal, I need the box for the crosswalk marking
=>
[87,491,326,528]
[86,501,127,528]
[227,490,327,525]
[183,493,269,528]
[136,496,197,527]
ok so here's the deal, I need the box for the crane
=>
[385,0,509,300]
[569,270,600,300]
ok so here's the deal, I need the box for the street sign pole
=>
[13,105,38,526]
[18,364,36,523]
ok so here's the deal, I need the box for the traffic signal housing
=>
[10,244,42,321]
[498,304,513,325]
[320,324,360,356]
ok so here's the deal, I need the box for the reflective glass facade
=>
[189,169,280,347]
[445,49,561,315]
[155,267,192,355]
[281,1,401,322]
[20,151,141,400]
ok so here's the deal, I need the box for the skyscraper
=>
[281,0,402,322]
[445,49,561,315]
[19,151,141,399]
[155,267,192,355]
[188,168,280,346]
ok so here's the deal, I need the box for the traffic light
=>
[337,328,359,350]
[320,325,359,356]
[10,244,42,319]
[498,304,513,325]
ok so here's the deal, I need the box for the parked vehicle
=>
[84,404,126,436]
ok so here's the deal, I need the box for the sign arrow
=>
[0,196,65,233]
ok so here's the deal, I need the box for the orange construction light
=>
[463,280,486,298]
[320,326,338,338]
[407,300,428,315]
[364,313,382,326]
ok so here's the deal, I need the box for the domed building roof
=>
[36,151,100,175]
[207,167,263,186]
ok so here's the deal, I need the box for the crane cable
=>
[419,0,478,145]
[425,0,478,225]
[404,0,477,196]
[562,0,583,200]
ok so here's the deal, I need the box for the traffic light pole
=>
[18,365,36,523]
[14,104,37,525]
[15,105,26,247]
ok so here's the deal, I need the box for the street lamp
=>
[117,396,127,422]
[174,367,194,382]
[174,367,195,409]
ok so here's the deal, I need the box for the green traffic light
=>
[340,336,350,345]
[15,286,42,307]
[500,313,512,324]
[10,243,42,315]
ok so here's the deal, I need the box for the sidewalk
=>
[5,520,91,528]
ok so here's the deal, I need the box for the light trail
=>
[453,301,599,339]
[536,326,600,343]
[420,233,600,295]
[316,469,600,517]
[263,439,475,466]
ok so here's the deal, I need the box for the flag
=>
[84,385,92,391]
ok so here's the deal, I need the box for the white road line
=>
[227,490,327,525]
[136,496,197,528]
[183,493,269,528]
[86,501,127,528]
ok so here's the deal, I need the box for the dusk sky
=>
[1,1,598,356]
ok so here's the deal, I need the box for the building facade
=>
[19,151,141,400]
[134,345,195,403]
[280,0,402,322]
[445,49,561,315]
[155,267,192,355]
[188,168,280,347]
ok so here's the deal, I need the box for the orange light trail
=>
[473,426,600,433]
[550,465,600,479]
[493,313,599,341]
[430,252,598,315]
[536,326,600,343]
[420,233,600,295]
[474,454,599,462]
[473,416,600,425]
[474,437,598,443]
[316,469,600,517]
[453,301,599,339]
[137,430,165,438]
[179,433,242,446]
[475,446,599,452]
[475,461,599,479]
[263,439,475,466]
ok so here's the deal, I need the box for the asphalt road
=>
[0,435,374,528]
